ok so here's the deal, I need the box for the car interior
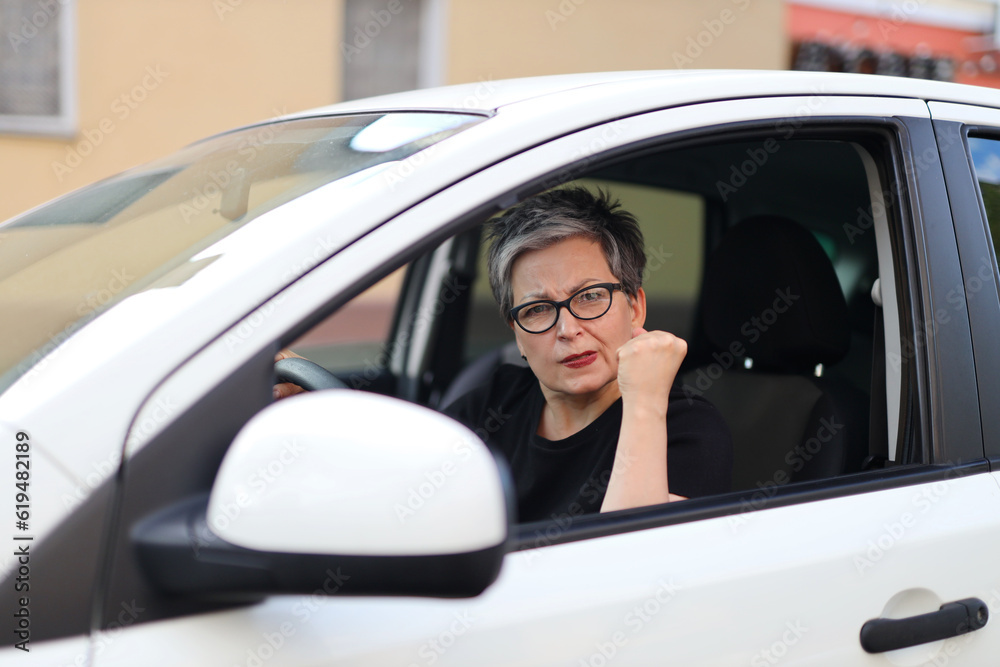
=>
[289,129,898,502]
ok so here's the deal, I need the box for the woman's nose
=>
[554,307,583,337]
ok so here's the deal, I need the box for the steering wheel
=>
[274,357,347,391]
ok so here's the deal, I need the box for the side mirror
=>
[134,390,512,599]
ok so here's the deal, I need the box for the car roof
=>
[280,69,1000,119]
[295,71,680,115]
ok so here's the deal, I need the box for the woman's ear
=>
[629,287,647,329]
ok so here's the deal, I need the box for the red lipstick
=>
[561,351,597,368]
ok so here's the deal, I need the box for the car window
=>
[967,136,1000,248]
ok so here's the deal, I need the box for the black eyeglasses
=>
[510,283,624,334]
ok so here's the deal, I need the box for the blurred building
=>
[0,1,791,221]
[789,0,1000,86]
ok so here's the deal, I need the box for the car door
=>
[92,95,1000,666]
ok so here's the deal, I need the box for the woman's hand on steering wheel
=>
[273,348,348,398]
[273,349,349,399]
[273,349,308,400]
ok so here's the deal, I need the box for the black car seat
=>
[683,215,869,490]
[439,340,525,409]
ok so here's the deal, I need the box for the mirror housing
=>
[134,390,511,599]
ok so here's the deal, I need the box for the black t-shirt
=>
[442,364,733,523]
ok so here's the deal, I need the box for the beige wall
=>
[0,0,788,222]
[446,0,787,83]
[0,0,339,222]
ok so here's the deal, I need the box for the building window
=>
[340,0,425,101]
[0,0,75,136]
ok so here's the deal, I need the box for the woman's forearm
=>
[600,402,671,512]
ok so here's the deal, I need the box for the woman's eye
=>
[525,304,551,317]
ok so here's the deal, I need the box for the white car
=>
[4,70,1000,666]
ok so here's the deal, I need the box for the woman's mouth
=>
[561,351,597,368]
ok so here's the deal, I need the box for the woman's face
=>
[510,236,646,400]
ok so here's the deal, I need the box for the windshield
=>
[0,112,485,389]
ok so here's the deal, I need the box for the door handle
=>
[860,598,989,653]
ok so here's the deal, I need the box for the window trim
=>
[853,142,903,461]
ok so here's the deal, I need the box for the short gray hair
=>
[486,186,646,322]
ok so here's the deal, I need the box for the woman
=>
[441,186,732,522]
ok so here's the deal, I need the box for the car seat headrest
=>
[701,215,850,373]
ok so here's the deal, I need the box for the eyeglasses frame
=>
[509,282,625,334]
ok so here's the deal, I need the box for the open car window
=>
[448,136,886,505]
